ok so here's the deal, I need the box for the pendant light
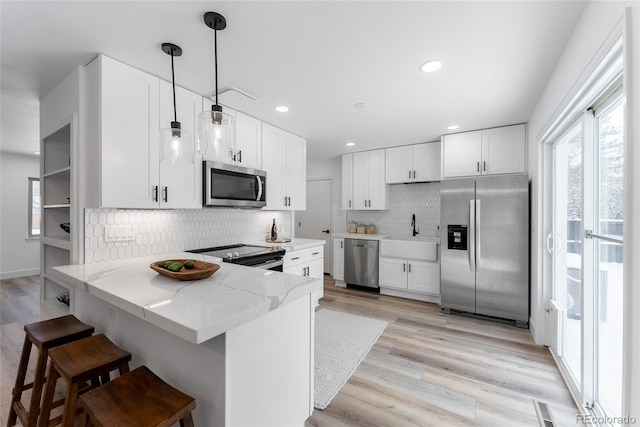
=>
[198,11,235,159]
[160,42,193,164]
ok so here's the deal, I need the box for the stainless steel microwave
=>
[203,161,266,208]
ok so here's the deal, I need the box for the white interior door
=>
[295,179,331,273]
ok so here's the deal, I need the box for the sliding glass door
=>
[550,89,624,421]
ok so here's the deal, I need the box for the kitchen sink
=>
[381,236,439,261]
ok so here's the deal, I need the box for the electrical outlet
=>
[104,226,135,242]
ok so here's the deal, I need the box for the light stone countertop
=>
[333,232,441,244]
[257,238,326,251]
[51,252,321,345]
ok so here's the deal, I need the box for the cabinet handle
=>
[163,186,168,202]
[408,263,411,273]
[477,161,480,172]
[284,196,288,206]
[483,161,486,171]
[341,241,343,249]
[238,150,242,163]
[312,251,319,256]
[348,200,351,208]
[409,170,412,179]
[288,196,291,206]
[232,151,237,162]
[153,186,158,202]
[291,256,300,261]
[403,263,406,272]
[413,170,416,179]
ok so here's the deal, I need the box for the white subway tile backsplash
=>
[347,182,440,237]
[85,208,290,264]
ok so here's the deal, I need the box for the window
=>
[28,177,40,237]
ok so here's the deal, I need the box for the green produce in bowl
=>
[184,260,196,269]
[167,262,183,272]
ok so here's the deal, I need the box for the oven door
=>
[244,257,284,272]
[204,161,266,208]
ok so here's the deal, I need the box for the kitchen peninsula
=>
[51,252,321,426]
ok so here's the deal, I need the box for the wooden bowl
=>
[150,259,220,281]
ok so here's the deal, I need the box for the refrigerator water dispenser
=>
[447,225,467,250]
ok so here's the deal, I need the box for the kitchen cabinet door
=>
[262,123,287,210]
[412,142,441,182]
[97,55,160,208]
[352,149,387,209]
[332,238,344,281]
[366,149,387,209]
[385,145,412,184]
[307,258,324,279]
[407,260,440,294]
[234,111,262,170]
[159,81,202,209]
[341,154,353,209]
[262,124,307,211]
[285,132,306,210]
[442,130,482,178]
[379,257,407,290]
[481,124,526,175]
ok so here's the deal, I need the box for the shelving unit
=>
[40,123,72,317]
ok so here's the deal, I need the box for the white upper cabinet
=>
[341,154,354,209]
[262,123,306,210]
[234,111,262,170]
[350,149,388,210]
[385,142,441,184]
[442,124,526,178]
[159,80,202,209]
[85,55,201,209]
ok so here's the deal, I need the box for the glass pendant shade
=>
[161,122,194,164]
[197,108,235,159]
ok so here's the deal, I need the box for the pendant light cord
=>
[170,50,177,123]
[214,27,219,107]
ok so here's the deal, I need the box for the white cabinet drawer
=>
[283,246,324,267]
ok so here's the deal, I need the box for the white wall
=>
[528,1,639,419]
[0,152,41,278]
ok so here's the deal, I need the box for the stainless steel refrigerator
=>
[440,173,529,327]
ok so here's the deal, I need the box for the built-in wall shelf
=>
[41,236,72,250]
[43,166,71,178]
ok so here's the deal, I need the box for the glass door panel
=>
[594,96,624,418]
[552,123,583,386]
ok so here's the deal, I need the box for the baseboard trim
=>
[0,268,40,280]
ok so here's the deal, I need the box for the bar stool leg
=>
[7,335,32,426]
[180,412,195,427]
[26,346,50,427]
[38,366,60,427]
[61,381,80,427]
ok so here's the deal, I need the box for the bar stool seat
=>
[79,365,196,427]
[7,314,94,427]
[38,334,132,427]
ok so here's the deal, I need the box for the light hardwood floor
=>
[307,278,579,427]
[1,276,579,426]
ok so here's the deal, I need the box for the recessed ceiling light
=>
[275,105,289,113]
[419,60,443,73]
[353,103,367,110]
[346,142,355,146]
[447,125,460,130]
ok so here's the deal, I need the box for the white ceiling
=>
[0,1,586,161]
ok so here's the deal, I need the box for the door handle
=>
[475,199,481,272]
[322,230,330,234]
[163,186,168,203]
[469,200,476,272]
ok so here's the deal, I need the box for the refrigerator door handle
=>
[469,200,476,272]
[475,199,481,272]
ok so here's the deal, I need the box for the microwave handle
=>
[256,176,263,201]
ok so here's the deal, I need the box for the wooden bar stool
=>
[38,334,132,427]
[7,314,94,427]
[79,365,196,427]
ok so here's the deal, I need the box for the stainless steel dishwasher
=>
[344,238,379,289]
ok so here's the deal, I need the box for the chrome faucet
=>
[412,214,419,236]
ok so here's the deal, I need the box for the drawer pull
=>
[291,256,300,261]
[312,252,319,256]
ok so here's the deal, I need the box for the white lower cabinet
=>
[284,245,324,305]
[332,238,344,281]
[379,257,440,295]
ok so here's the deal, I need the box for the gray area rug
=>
[314,308,388,410]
